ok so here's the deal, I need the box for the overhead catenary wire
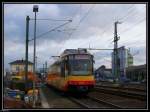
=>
[59,4,134,52]
[60,4,82,36]
[118,6,146,34]
[119,9,141,22]
[109,18,145,45]
[96,6,136,42]
[110,19,143,45]
[108,16,146,46]
[119,33,144,45]
[77,25,114,49]
[28,20,72,41]
[119,39,145,48]
[119,4,146,22]
[30,18,72,21]
[78,4,136,47]
[79,4,95,24]
[59,4,96,54]
[118,32,145,48]
[108,16,146,47]
[119,17,146,35]
[77,17,114,48]
[118,4,135,21]
[52,5,82,56]
[59,4,145,61]
[76,4,145,60]
[68,4,96,39]
[70,4,82,20]
[57,5,82,55]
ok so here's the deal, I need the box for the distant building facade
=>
[9,59,33,74]
[126,64,146,82]
[94,65,113,82]
[111,46,133,79]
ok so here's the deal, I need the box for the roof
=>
[60,49,91,57]
[95,65,112,72]
[9,60,33,65]
[126,64,146,71]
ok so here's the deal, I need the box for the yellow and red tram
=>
[45,49,95,93]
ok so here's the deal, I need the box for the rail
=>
[94,86,146,101]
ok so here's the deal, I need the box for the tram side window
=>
[65,60,69,76]
[61,61,65,77]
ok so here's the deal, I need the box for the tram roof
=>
[50,49,92,67]
[60,49,91,57]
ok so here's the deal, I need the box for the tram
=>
[45,49,95,93]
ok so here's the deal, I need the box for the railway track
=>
[45,83,146,108]
[95,84,146,92]
[94,85,146,101]
[88,91,146,109]
[68,95,123,109]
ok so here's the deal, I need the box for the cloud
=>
[4,4,146,70]
[4,40,26,69]
[4,4,60,19]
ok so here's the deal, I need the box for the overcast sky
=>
[4,3,146,70]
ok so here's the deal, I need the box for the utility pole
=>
[43,64,45,74]
[24,5,71,108]
[25,16,30,91]
[45,61,47,75]
[113,21,121,83]
[33,5,38,108]
[35,56,37,72]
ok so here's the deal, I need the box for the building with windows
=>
[111,46,133,79]
[126,64,146,83]
[9,59,33,74]
[94,65,113,82]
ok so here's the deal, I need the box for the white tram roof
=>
[50,49,92,66]
[60,49,91,57]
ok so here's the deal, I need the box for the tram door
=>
[61,60,69,77]
[61,61,65,77]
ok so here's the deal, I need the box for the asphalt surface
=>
[40,84,82,108]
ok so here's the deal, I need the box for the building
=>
[9,59,33,74]
[111,46,133,79]
[126,64,146,82]
[94,65,113,82]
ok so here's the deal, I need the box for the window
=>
[69,59,92,75]
[16,66,20,72]
[61,61,65,77]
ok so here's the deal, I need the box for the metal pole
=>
[25,16,30,91]
[114,21,121,83]
[114,22,118,82]
[43,64,45,74]
[33,11,37,108]
[45,61,47,75]
[35,56,37,72]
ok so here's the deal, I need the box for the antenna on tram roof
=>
[78,48,87,53]
[51,56,60,58]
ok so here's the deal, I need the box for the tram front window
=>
[69,59,92,75]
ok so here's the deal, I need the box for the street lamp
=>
[33,5,38,108]
[24,5,71,108]
[33,5,38,12]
